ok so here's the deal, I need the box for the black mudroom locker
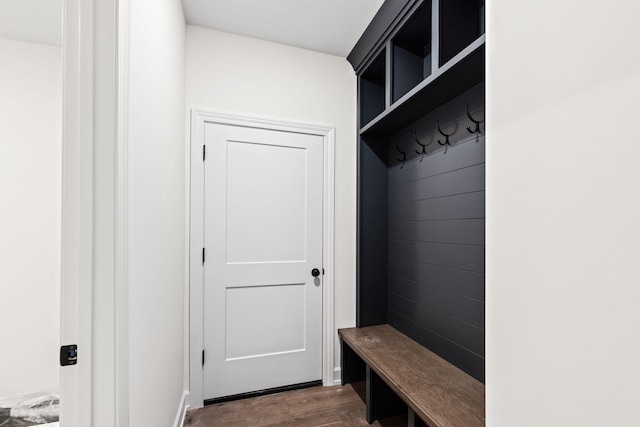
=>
[349,0,485,382]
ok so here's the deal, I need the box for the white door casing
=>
[189,112,336,408]
[61,0,94,424]
[62,0,120,425]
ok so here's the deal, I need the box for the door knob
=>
[311,268,320,277]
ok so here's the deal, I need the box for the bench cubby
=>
[340,325,484,427]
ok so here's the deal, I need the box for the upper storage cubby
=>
[392,1,432,103]
[359,49,386,127]
[351,0,485,135]
[439,0,485,66]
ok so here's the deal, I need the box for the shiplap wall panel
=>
[389,240,484,272]
[389,163,484,204]
[388,293,484,355]
[388,275,484,328]
[359,138,389,326]
[388,191,485,221]
[386,84,485,382]
[388,218,484,245]
[388,311,485,381]
[388,257,484,300]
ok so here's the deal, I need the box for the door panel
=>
[203,122,323,400]
[225,283,306,360]
[225,140,307,263]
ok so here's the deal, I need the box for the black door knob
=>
[311,268,320,277]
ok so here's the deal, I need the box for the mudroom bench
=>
[339,325,485,427]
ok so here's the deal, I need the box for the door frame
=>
[61,1,95,425]
[61,0,121,424]
[188,111,336,408]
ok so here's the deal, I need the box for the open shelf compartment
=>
[439,0,485,66]
[362,38,484,136]
[360,49,387,128]
[392,0,432,103]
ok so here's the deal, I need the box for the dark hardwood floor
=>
[185,382,408,427]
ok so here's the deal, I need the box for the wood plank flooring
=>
[185,383,407,427]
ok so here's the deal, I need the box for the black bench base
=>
[341,337,428,426]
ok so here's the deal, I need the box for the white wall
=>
[0,37,61,397]
[126,0,186,425]
[487,0,640,425]
[185,25,357,378]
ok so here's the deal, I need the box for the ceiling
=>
[0,0,63,46]
[181,0,384,57]
[0,0,383,57]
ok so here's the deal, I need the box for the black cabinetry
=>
[349,0,486,382]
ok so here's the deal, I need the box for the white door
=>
[202,122,324,400]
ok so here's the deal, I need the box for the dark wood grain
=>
[339,325,485,427]
[185,382,406,427]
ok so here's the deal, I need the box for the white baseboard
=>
[333,367,342,385]
[173,390,190,427]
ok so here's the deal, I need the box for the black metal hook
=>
[414,132,431,162]
[437,120,453,154]
[395,144,407,169]
[466,105,483,140]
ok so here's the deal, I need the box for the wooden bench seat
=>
[339,325,485,427]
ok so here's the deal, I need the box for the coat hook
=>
[414,132,431,162]
[437,120,453,154]
[466,105,483,141]
[395,144,406,169]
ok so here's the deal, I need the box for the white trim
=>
[60,0,94,425]
[115,0,131,425]
[188,111,337,408]
[188,110,205,408]
[322,127,336,387]
[172,391,190,427]
[333,367,342,386]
